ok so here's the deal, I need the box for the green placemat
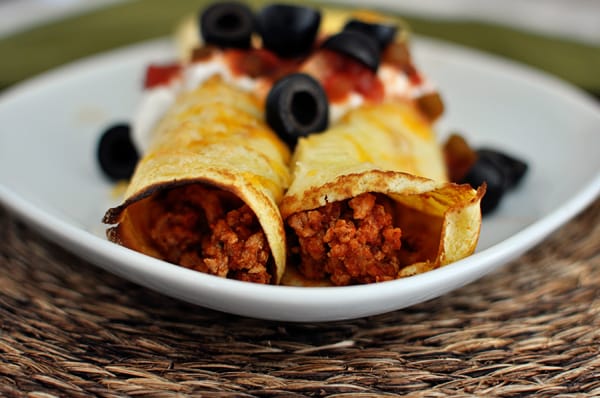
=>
[1,0,599,94]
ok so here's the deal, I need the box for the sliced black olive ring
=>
[461,149,528,214]
[256,4,321,58]
[321,30,381,71]
[343,19,398,50]
[199,2,255,49]
[266,73,329,147]
[97,123,139,181]
[476,149,528,190]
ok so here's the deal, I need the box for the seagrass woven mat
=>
[1,198,599,397]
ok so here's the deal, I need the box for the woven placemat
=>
[0,198,598,397]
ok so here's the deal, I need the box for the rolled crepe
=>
[280,101,484,286]
[104,77,291,284]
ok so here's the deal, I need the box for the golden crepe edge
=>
[279,100,485,285]
[280,170,485,279]
[103,78,291,284]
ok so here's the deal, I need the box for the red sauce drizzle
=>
[144,63,181,88]
[144,43,409,105]
[225,48,302,80]
[404,63,423,85]
[222,47,384,104]
[317,50,384,103]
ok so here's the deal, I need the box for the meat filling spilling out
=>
[147,185,271,284]
[287,192,406,286]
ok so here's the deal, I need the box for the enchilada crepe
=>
[280,102,484,286]
[103,77,291,284]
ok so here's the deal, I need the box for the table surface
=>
[1,1,599,396]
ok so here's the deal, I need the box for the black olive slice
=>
[343,19,397,49]
[266,73,329,147]
[199,2,255,49]
[461,155,507,215]
[322,31,381,71]
[97,123,139,181]
[257,4,321,58]
[477,149,528,189]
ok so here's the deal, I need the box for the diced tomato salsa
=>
[143,63,181,88]
[222,46,385,104]
[318,50,384,103]
[144,41,419,105]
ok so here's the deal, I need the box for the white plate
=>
[1,38,599,321]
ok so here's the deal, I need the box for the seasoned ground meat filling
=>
[287,193,403,285]
[148,185,271,284]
